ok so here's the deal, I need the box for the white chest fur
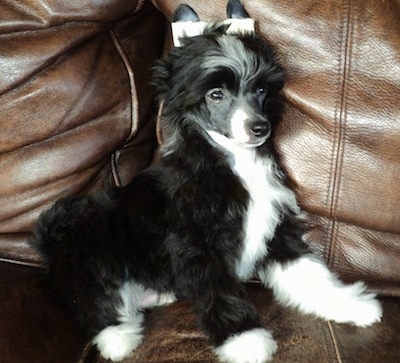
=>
[207,132,298,280]
[233,150,297,279]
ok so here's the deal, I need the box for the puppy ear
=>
[227,0,250,19]
[171,4,207,47]
[224,1,255,35]
[172,4,200,22]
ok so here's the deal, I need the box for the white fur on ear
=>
[224,18,255,35]
[172,18,255,47]
[171,4,205,47]
[171,21,208,47]
[171,1,255,47]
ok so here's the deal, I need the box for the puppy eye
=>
[257,86,267,95]
[209,89,225,102]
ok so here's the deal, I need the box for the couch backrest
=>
[2,0,399,297]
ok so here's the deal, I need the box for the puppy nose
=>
[250,122,270,137]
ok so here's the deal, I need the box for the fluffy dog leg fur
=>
[259,256,382,327]
[92,282,146,362]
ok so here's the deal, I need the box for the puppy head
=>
[152,1,284,149]
[200,35,284,148]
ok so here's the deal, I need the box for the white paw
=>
[214,328,277,363]
[264,257,382,328]
[92,323,143,362]
[321,281,382,327]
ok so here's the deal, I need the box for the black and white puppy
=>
[31,1,382,362]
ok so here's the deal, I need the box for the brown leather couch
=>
[1,1,399,362]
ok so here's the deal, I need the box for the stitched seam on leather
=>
[326,0,354,267]
[327,321,343,363]
[110,152,122,187]
[109,29,139,186]
[110,29,139,140]
[134,0,146,12]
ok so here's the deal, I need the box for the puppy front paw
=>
[323,281,383,327]
[214,328,277,363]
[93,323,143,362]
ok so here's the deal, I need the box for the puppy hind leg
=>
[179,266,276,363]
[206,290,277,363]
[92,281,145,362]
[259,255,382,327]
